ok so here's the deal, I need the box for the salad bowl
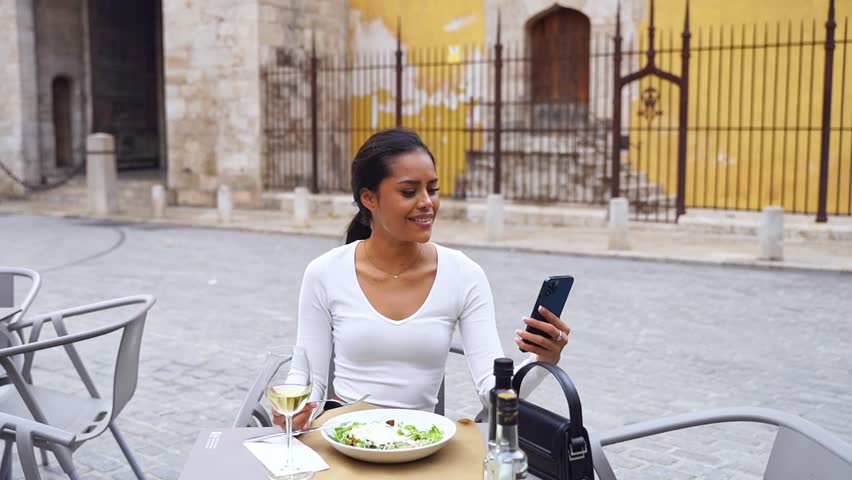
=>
[320,408,457,463]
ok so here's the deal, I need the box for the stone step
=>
[26,177,161,209]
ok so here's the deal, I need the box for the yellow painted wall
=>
[347,0,852,214]
[635,0,852,214]
[349,1,487,194]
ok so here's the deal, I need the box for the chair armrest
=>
[0,412,76,446]
[596,406,852,465]
[0,295,155,358]
[8,295,155,331]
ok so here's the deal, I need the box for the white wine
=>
[266,384,312,415]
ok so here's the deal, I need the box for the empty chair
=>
[0,268,41,326]
[591,406,852,480]
[0,295,155,480]
[0,268,42,383]
[0,412,77,479]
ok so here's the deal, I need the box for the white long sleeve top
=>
[295,240,544,412]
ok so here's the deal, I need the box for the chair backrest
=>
[110,303,151,421]
[590,407,852,480]
[233,356,283,428]
[763,425,852,479]
[0,269,42,376]
[0,268,41,325]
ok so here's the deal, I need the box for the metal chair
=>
[0,268,42,382]
[234,338,487,428]
[0,295,155,480]
[0,413,78,479]
[0,268,49,469]
[590,406,852,480]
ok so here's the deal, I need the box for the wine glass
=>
[264,345,314,480]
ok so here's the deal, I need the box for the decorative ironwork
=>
[612,0,690,222]
[637,87,663,123]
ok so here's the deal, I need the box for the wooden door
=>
[529,8,590,105]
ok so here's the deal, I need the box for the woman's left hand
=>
[514,306,571,364]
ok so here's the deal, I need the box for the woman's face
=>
[361,150,440,244]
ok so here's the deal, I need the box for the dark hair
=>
[345,128,435,244]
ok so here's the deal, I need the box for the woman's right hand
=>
[273,402,317,432]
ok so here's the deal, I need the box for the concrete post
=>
[608,197,630,250]
[86,133,118,216]
[485,193,504,241]
[151,185,166,219]
[759,206,784,261]
[217,185,232,224]
[293,186,311,227]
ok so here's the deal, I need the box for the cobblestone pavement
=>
[1,213,850,479]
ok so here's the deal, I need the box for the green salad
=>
[330,419,444,450]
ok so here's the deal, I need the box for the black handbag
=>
[512,362,594,480]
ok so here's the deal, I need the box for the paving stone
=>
[1,214,850,478]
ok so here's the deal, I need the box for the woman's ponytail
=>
[345,210,372,244]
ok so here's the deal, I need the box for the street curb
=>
[6,208,849,276]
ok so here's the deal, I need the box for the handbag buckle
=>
[568,437,587,461]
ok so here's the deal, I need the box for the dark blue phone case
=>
[519,275,574,353]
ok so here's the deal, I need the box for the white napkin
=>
[243,437,330,476]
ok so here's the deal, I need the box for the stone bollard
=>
[293,186,311,227]
[759,206,784,261]
[86,133,118,216]
[485,193,504,241]
[217,185,232,224]
[151,185,166,219]
[608,197,630,250]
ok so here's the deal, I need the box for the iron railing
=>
[262,0,851,223]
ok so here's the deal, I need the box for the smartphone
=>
[519,275,574,353]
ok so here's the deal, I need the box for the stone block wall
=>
[163,0,263,206]
[0,0,39,197]
[258,0,350,192]
[35,0,86,176]
[163,0,349,205]
[258,0,348,66]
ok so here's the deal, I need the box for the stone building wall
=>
[163,0,349,205]
[258,0,348,66]
[0,0,39,196]
[258,0,350,192]
[163,0,263,206]
[35,0,86,176]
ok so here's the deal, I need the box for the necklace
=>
[363,241,422,280]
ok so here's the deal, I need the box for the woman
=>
[277,128,571,430]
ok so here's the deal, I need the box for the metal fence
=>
[683,11,852,219]
[262,0,851,223]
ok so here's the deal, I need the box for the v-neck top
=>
[351,240,439,324]
[295,241,542,411]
